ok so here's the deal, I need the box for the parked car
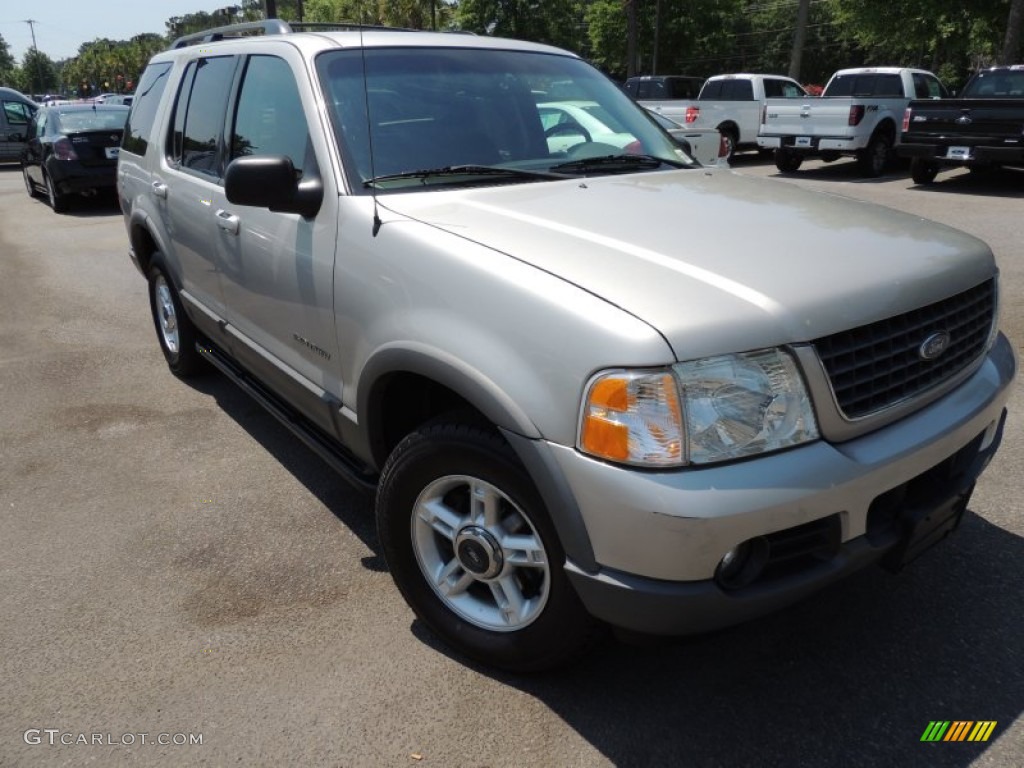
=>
[118,21,1013,671]
[647,110,727,166]
[22,103,129,212]
[758,67,948,176]
[898,65,1024,183]
[623,74,704,101]
[0,87,38,163]
[688,73,807,160]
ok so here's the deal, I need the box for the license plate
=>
[795,136,812,148]
[946,146,970,160]
[105,147,120,160]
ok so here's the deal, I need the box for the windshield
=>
[316,47,691,191]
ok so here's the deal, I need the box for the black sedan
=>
[22,104,129,212]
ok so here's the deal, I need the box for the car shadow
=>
[417,510,1023,767]
[907,168,1024,199]
[32,193,122,218]
[770,157,912,185]
[179,372,384,572]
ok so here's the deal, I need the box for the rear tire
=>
[910,158,939,185]
[377,420,599,671]
[718,126,738,162]
[23,166,39,198]
[856,132,892,177]
[147,255,207,378]
[775,148,803,173]
[44,172,68,213]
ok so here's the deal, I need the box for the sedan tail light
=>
[53,137,79,161]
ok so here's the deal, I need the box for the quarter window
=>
[123,62,172,157]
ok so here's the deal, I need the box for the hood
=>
[381,168,995,361]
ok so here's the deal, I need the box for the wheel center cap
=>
[455,526,503,579]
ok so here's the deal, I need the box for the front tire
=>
[147,256,207,378]
[910,158,939,185]
[775,148,803,173]
[377,420,598,671]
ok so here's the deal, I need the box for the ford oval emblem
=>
[919,331,951,360]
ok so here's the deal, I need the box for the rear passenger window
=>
[122,62,172,157]
[231,56,312,173]
[700,81,722,100]
[168,56,236,177]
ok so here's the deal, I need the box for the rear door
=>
[161,55,238,320]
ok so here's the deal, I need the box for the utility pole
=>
[23,19,45,97]
[788,0,810,81]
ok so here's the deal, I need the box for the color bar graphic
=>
[921,721,997,742]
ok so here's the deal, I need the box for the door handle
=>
[215,209,240,235]
[151,180,168,199]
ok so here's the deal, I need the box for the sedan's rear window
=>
[57,111,128,132]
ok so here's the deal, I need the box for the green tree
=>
[22,48,59,95]
[456,0,585,51]
[0,33,16,87]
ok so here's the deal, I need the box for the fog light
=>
[716,538,769,590]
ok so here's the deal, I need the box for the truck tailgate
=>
[905,99,1024,142]
[762,98,854,137]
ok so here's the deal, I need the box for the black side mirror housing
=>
[224,155,322,218]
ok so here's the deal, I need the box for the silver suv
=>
[118,21,1015,671]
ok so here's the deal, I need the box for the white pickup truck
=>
[758,67,948,176]
[687,73,806,160]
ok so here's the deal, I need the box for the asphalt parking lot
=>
[0,157,1021,768]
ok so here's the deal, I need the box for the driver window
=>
[231,55,314,176]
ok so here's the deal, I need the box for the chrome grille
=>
[813,280,995,419]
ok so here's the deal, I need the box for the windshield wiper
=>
[549,153,688,175]
[364,164,568,187]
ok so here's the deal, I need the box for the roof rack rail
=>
[172,20,292,49]
[171,19,418,49]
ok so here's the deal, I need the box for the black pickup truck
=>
[898,65,1024,184]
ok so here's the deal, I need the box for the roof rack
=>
[170,19,416,49]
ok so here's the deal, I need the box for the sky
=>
[1,2,237,64]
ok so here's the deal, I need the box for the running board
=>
[199,342,378,495]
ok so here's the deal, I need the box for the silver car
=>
[118,21,1014,671]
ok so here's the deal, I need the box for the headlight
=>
[579,370,684,466]
[674,349,818,464]
[578,349,818,467]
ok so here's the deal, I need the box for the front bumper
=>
[552,333,1015,635]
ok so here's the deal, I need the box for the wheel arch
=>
[359,346,598,572]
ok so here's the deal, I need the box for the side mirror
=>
[224,155,322,218]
